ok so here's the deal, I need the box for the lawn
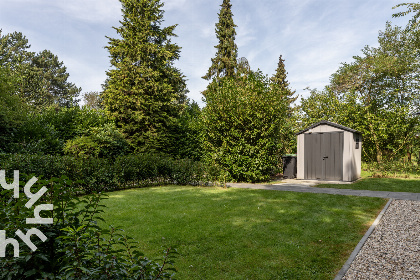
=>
[98,186,387,279]
[315,171,420,193]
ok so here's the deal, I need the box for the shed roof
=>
[295,120,362,135]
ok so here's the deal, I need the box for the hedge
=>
[0,153,217,194]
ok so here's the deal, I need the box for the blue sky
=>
[0,0,410,106]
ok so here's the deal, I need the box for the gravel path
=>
[342,200,420,279]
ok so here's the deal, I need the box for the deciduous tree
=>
[83,91,102,110]
[203,71,288,182]
[300,22,420,162]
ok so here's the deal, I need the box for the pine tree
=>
[102,0,186,152]
[202,0,238,81]
[271,55,297,154]
[0,31,80,108]
[271,55,297,103]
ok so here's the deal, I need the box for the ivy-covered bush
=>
[0,174,177,279]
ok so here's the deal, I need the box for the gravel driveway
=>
[342,200,420,279]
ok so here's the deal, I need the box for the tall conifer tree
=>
[271,55,297,154]
[202,0,238,81]
[103,0,186,152]
[271,55,297,104]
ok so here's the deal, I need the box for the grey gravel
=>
[342,200,420,280]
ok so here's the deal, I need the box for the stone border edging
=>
[333,198,393,280]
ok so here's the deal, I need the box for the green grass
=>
[98,186,387,279]
[317,177,420,193]
[315,171,420,193]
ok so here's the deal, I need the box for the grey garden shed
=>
[296,121,362,182]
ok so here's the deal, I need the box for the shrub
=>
[0,153,209,194]
[8,106,113,156]
[0,173,177,279]
[202,71,288,182]
[170,158,205,186]
[64,123,130,158]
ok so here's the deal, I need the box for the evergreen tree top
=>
[271,55,290,88]
[106,0,181,70]
[103,0,186,152]
[202,0,238,81]
[271,55,297,103]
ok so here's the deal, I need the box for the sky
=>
[0,0,411,106]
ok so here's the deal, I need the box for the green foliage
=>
[362,160,420,178]
[202,0,238,81]
[203,71,289,182]
[271,55,298,154]
[0,66,28,152]
[0,30,31,68]
[0,153,209,194]
[0,173,177,279]
[64,123,130,158]
[271,55,296,101]
[300,22,420,162]
[393,2,420,31]
[103,0,187,152]
[169,99,204,160]
[300,88,419,162]
[9,106,110,155]
[23,50,81,107]
[0,30,80,108]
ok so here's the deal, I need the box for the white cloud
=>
[0,0,412,106]
[2,0,121,23]
[55,0,121,23]
[164,0,188,11]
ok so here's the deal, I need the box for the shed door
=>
[304,132,343,180]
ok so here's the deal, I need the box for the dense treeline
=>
[2,0,420,185]
[299,20,420,162]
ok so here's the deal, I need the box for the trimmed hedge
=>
[0,153,215,194]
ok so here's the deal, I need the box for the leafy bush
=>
[64,123,130,158]
[170,158,205,186]
[203,71,288,182]
[0,66,29,153]
[1,153,210,194]
[6,106,114,155]
[0,173,177,279]
[169,100,204,161]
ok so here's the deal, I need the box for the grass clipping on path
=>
[99,186,386,280]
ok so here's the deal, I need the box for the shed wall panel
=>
[297,134,305,179]
[342,131,353,182]
[307,125,344,133]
